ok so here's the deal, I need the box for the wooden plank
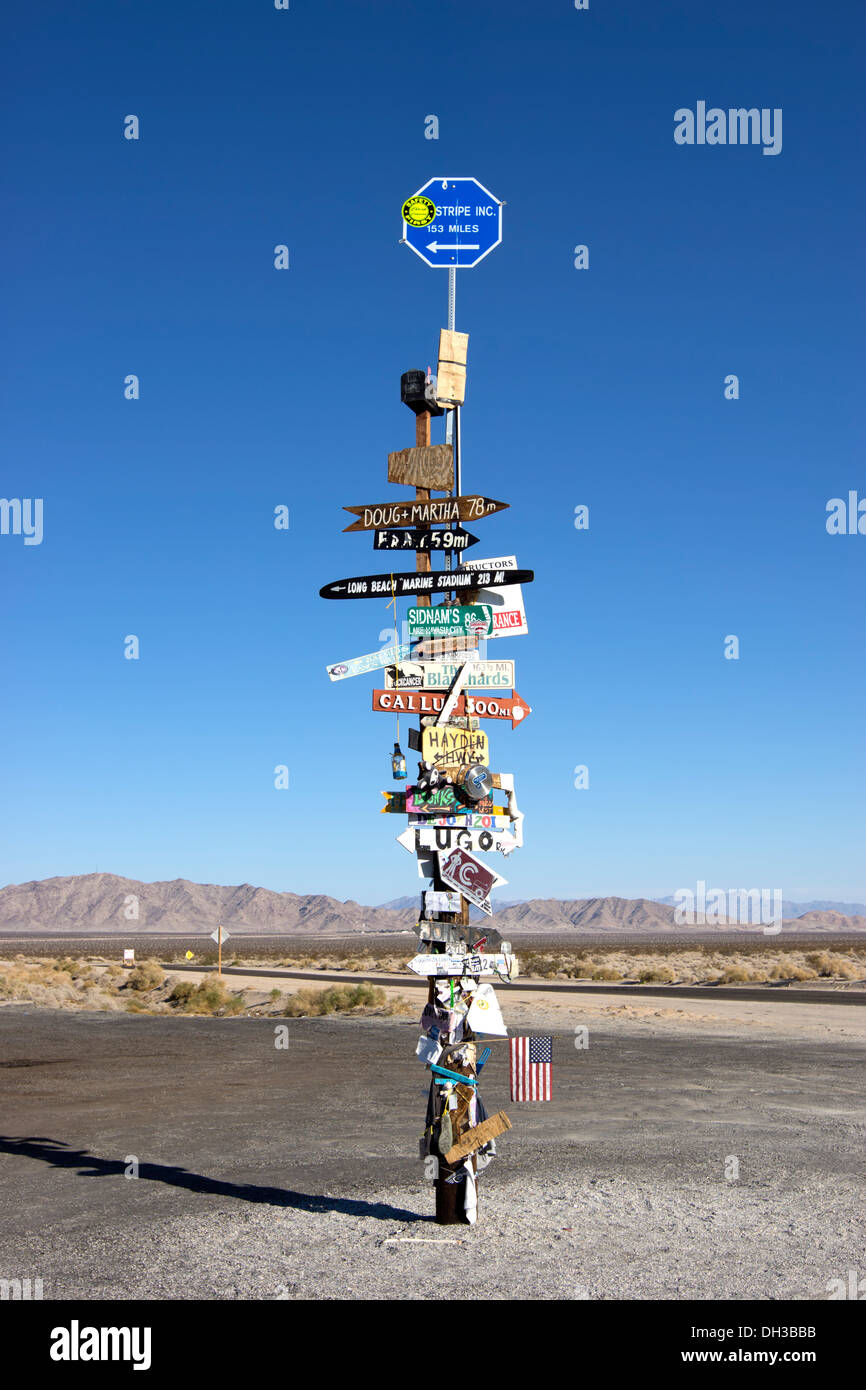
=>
[435,362,466,406]
[437,330,469,406]
[443,1110,511,1165]
[387,444,454,491]
[422,724,489,764]
[439,329,469,367]
[412,633,481,659]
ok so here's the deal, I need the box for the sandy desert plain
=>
[1,933,864,1301]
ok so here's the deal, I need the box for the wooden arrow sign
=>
[373,527,480,553]
[380,786,502,815]
[372,688,531,730]
[465,691,531,729]
[343,496,508,533]
[320,569,533,600]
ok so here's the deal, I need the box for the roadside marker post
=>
[210,925,230,976]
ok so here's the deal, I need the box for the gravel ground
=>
[0,1004,863,1300]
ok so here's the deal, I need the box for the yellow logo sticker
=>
[402,195,437,228]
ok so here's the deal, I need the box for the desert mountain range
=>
[0,874,863,935]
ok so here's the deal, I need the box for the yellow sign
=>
[402,194,436,228]
[422,725,489,764]
[185,951,194,960]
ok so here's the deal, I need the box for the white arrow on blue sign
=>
[402,177,503,269]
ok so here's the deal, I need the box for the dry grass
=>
[2,941,863,1016]
[511,945,866,986]
[152,940,866,989]
[0,956,414,1018]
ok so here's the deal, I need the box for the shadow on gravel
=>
[0,1135,426,1224]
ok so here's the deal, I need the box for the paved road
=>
[0,1006,863,1299]
[163,960,866,1007]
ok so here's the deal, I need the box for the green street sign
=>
[407,604,492,639]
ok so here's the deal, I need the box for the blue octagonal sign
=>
[401,176,503,269]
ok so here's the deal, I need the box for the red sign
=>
[438,846,502,913]
[372,688,531,730]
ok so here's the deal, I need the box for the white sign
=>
[424,890,461,916]
[417,813,514,833]
[420,826,519,856]
[406,952,517,978]
[209,927,231,944]
[465,982,508,1036]
[123,949,135,965]
[459,555,528,640]
[399,825,520,856]
[384,660,514,692]
[326,642,413,681]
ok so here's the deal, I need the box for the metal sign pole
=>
[445,267,457,575]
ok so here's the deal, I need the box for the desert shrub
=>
[591,965,623,982]
[127,960,165,992]
[806,951,832,974]
[719,965,753,983]
[168,979,196,1003]
[282,983,387,1018]
[833,960,862,980]
[805,951,860,979]
[177,979,245,1015]
[637,966,675,983]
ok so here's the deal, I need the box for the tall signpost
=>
[321,178,529,1225]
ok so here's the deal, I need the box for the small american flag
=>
[510,1036,552,1102]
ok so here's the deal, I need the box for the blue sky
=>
[2,0,864,905]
